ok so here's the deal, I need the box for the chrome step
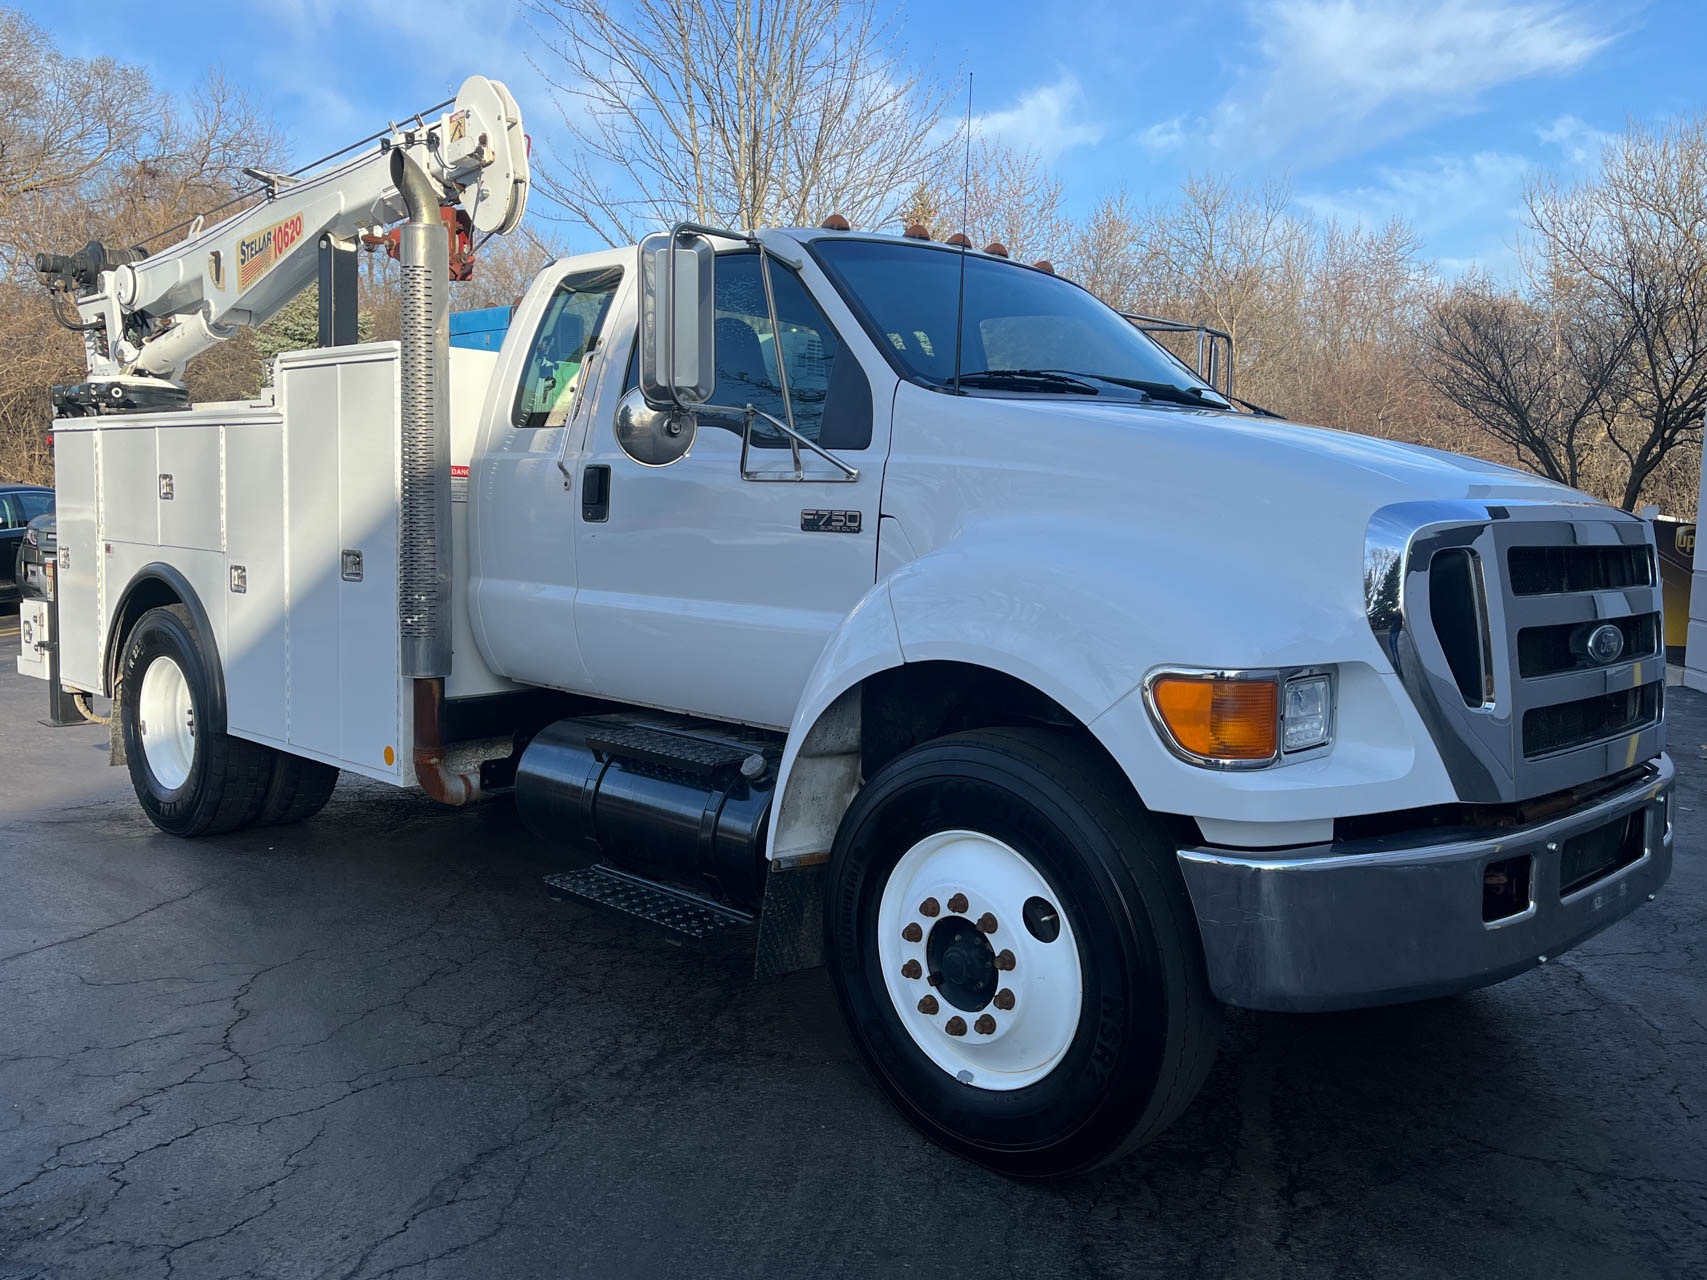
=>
[544,864,753,940]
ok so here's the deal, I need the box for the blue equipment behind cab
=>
[449,306,515,352]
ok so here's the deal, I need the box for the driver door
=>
[571,250,889,729]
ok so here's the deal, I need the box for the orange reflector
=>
[1151,677,1278,761]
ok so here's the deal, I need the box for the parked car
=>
[1,484,53,603]
[15,511,56,600]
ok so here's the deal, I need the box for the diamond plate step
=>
[544,865,754,940]
[584,724,754,780]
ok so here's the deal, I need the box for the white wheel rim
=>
[877,830,1083,1091]
[138,655,195,791]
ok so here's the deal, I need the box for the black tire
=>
[257,752,340,826]
[825,727,1221,1179]
[118,604,271,837]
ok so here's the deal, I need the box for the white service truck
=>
[23,75,1674,1177]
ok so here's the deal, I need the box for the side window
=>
[511,266,623,430]
[19,491,51,521]
[707,254,871,450]
[0,495,20,531]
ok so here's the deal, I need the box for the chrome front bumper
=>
[1177,756,1674,1012]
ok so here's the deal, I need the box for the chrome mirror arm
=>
[729,404,859,482]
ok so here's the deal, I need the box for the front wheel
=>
[825,728,1220,1178]
[119,604,272,837]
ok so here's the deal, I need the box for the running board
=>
[544,865,754,940]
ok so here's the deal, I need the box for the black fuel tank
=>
[514,716,780,910]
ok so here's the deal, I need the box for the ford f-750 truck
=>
[22,76,1673,1177]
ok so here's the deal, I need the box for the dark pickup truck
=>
[2,485,53,603]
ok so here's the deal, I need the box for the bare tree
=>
[0,11,152,228]
[1069,189,1144,310]
[1294,217,1436,437]
[899,140,1071,265]
[527,0,950,243]
[1526,115,1707,510]
[1424,273,1630,486]
[0,11,284,482]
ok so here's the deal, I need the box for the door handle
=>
[582,464,611,523]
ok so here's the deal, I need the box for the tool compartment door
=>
[274,344,407,780]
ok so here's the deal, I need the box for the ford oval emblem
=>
[1586,623,1625,665]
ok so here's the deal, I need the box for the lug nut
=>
[902,922,922,943]
[974,1014,997,1035]
[976,912,998,934]
[901,959,922,979]
[995,949,1016,971]
[927,973,943,987]
[920,897,940,917]
[945,1016,967,1037]
[947,893,969,914]
[918,995,939,1015]
[994,988,1015,1010]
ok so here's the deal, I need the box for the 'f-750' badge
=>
[801,509,862,533]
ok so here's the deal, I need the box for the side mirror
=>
[613,386,696,466]
[638,231,715,409]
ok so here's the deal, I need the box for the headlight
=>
[1283,673,1333,752]
[23,528,36,547]
[1145,667,1335,769]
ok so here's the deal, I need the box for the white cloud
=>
[1538,113,1616,165]
[1137,115,1188,155]
[971,74,1105,160]
[1204,0,1615,164]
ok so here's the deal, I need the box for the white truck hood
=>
[883,383,1614,679]
[1025,398,1579,509]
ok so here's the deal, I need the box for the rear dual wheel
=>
[120,605,338,836]
[826,727,1220,1179]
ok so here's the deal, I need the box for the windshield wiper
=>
[1065,373,1232,409]
[954,369,1100,395]
[1229,394,1284,419]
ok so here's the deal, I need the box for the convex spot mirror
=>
[638,231,715,409]
[614,386,696,466]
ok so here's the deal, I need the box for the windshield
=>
[812,238,1227,406]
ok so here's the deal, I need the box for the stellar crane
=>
[35,75,528,415]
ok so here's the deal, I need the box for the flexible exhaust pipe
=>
[393,148,479,805]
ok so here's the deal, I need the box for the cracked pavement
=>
[0,631,1703,1278]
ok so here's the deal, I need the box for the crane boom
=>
[37,75,528,411]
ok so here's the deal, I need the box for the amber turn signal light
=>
[1149,676,1279,762]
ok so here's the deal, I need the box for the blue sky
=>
[20,0,1705,274]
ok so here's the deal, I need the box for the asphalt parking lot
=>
[1,609,1703,1279]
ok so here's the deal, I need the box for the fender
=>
[769,516,1458,862]
[885,518,1454,827]
[768,579,903,865]
[103,562,229,736]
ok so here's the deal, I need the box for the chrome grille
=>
[1517,612,1660,679]
[1523,684,1661,758]
[1366,501,1666,804]
[1507,544,1651,596]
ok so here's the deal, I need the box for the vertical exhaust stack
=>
[392,149,451,678]
[392,149,479,805]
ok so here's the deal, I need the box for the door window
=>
[704,253,871,450]
[18,491,51,521]
[511,266,623,430]
[0,494,22,530]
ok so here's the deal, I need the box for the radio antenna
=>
[952,73,973,395]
